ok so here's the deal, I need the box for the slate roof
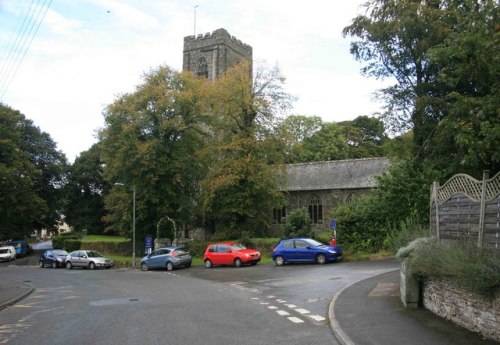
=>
[283,157,390,192]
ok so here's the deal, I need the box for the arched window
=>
[308,195,323,224]
[197,57,208,78]
[273,207,286,224]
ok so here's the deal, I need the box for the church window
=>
[308,195,323,224]
[197,57,208,78]
[273,207,286,224]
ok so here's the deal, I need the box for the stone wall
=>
[423,278,500,342]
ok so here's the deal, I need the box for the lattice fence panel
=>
[431,172,500,255]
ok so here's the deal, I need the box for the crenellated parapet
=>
[183,28,252,81]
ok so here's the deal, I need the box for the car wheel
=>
[316,254,326,264]
[234,258,242,267]
[39,261,44,268]
[166,262,174,271]
[52,262,57,269]
[204,259,212,268]
[274,256,285,266]
[89,262,96,270]
[66,261,72,270]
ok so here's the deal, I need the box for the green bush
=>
[63,239,81,252]
[52,232,82,249]
[282,208,311,238]
[404,239,500,296]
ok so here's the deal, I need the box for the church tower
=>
[183,28,253,81]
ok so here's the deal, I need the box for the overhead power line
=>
[0,0,53,101]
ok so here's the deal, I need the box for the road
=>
[0,255,398,345]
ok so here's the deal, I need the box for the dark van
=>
[5,240,29,257]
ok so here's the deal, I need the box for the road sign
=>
[330,219,337,229]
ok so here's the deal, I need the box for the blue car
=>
[272,238,342,266]
[140,246,192,271]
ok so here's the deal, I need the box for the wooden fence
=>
[430,171,500,255]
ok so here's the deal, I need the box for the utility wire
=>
[0,0,52,101]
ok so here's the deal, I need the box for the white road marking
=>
[267,306,278,310]
[251,297,259,300]
[276,310,290,316]
[309,315,326,322]
[267,295,275,298]
[276,299,286,303]
[260,302,269,305]
[285,304,297,308]
[288,317,304,323]
[295,308,310,314]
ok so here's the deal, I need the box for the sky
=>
[0,0,391,163]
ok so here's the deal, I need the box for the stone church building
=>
[183,29,390,234]
[273,157,390,233]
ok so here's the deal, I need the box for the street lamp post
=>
[115,183,136,268]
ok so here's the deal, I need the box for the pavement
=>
[1,267,497,344]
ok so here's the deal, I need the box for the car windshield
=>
[0,249,8,253]
[306,239,324,247]
[230,244,247,251]
[53,250,68,256]
[87,251,104,258]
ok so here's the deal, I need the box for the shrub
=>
[63,239,81,252]
[282,208,311,238]
[404,239,500,296]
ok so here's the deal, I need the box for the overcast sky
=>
[0,0,391,162]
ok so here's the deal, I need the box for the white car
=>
[0,246,17,262]
[65,250,113,270]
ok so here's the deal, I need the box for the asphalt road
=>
[0,256,399,345]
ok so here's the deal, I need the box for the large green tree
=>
[200,60,294,237]
[99,66,208,239]
[0,104,67,239]
[343,0,499,177]
[63,143,109,234]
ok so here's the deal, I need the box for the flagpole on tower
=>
[194,5,199,36]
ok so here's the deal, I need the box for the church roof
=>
[283,157,390,192]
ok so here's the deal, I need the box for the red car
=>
[203,242,261,268]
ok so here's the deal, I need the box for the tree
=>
[99,66,208,239]
[423,1,500,176]
[276,115,323,163]
[293,122,349,162]
[19,118,68,233]
[343,0,499,176]
[343,0,455,144]
[338,116,388,158]
[0,104,67,239]
[200,60,294,238]
[63,143,109,234]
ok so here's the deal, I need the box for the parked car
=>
[203,242,261,268]
[140,246,192,271]
[0,246,17,262]
[39,249,68,268]
[272,238,342,266]
[4,240,29,257]
[65,250,113,270]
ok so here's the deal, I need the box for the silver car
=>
[65,250,113,270]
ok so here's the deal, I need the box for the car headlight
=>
[57,258,63,262]
[328,250,337,254]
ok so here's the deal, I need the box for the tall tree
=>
[0,104,66,239]
[63,143,109,234]
[200,60,294,237]
[293,122,349,162]
[276,115,323,163]
[343,0,453,145]
[343,0,499,176]
[99,66,208,239]
[338,116,388,158]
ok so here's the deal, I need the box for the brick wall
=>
[423,278,500,342]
